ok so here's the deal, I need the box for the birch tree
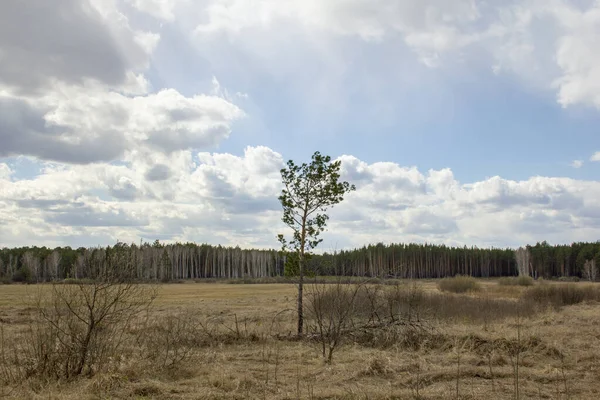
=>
[278,151,355,336]
[515,247,531,277]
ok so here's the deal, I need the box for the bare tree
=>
[583,259,597,282]
[515,247,531,277]
[46,251,61,281]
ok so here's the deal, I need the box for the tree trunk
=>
[297,255,304,336]
[297,207,308,336]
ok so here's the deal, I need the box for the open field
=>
[1,279,600,399]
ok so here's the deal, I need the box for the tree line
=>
[1,240,599,283]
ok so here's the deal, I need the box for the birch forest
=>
[2,240,600,282]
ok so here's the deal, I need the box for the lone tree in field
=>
[278,151,355,336]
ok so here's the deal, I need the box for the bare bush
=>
[383,282,425,323]
[305,281,363,363]
[7,268,157,381]
[140,311,201,369]
[521,283,600,308]
[437,275,480,293]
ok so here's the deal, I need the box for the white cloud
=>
[195,0,481,65]
[3,0,600,250]
[124,0,179,21]
[571,160,584,168]
[3,147,599,249]
[191,0,600,110]
[0,85,243,163]
[0,163,11,181]
[591,152,600,162]
[0,0,156,94]
[0,1,244,164]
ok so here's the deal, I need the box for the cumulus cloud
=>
[5,146,598,249]
[0,0,154,94]
[192,0,600,110]
[0,0,244,165]
[3,0,600,250]
[591,152,600,162]
[145,164,173,181]
[46,203,150,227]
[196,0,480,58]
[0,95,127,163]
[0,79,242,165]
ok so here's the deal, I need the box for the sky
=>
[1,0,600,250]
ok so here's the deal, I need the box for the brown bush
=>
[305,281,363,363]
[140,312,202,369]
[370,283,532,325]
[521,283,600,308]
[437,275,480,293]
[1,273,157,382]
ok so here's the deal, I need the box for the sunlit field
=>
[1,279,600,399]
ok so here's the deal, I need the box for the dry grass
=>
[522,282,600,308]
[437,275,481,293]
[497,276,534,287]
[1,280,600,399]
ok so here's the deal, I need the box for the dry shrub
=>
[521,283,600,308]
[460,333,561,359]
[304,281,537,359]
[305,282,362,363]
[382,282,426,323]
[136,311,268,368]
[430,293,536,324]
[498,276,534,287]
[140,311,202,369]
[376,286,534,325]
[354,325,446,351]
[437,275,480,294]
[0,275,157,382]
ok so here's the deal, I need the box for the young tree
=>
[278,151,355,336]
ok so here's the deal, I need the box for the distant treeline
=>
[1,240,599,282]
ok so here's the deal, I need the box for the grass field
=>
[1,279,600,399]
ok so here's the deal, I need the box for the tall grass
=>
[498,276,534,287]
[521,283,600,308]
[437,275,480,294]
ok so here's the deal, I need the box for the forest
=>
[1,240,599,282]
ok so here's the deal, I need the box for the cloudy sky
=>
[1,0,600,250]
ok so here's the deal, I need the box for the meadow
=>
[1,278,600,399]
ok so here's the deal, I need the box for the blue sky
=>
[2,0,600,249]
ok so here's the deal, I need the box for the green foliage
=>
[283,252,315,277]
[284,255,297,277]
[437,275,480,293]
[498,276,534,286]
[12,266,32,283]
[277,151,356,257]
[278,151,355,335]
